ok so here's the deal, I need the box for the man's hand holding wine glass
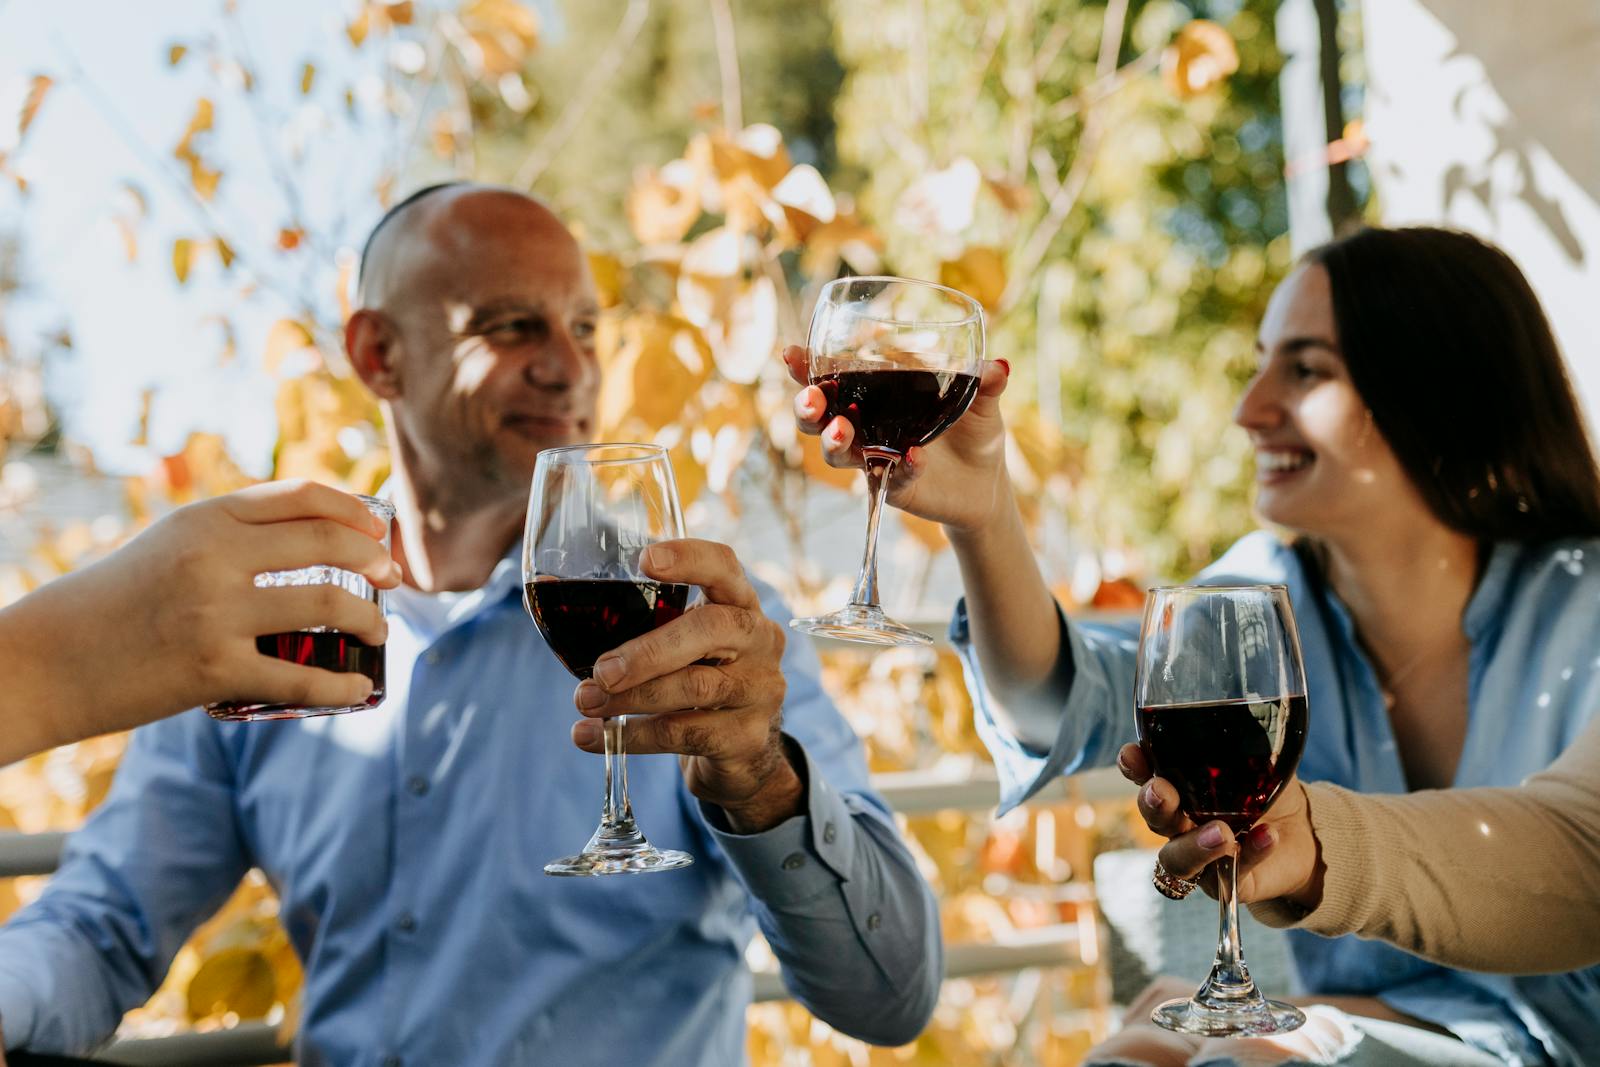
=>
[783,343,1014,537]
[570,538,804,835]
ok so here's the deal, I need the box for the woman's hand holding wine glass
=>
[1117,742,1326,913]
[783,344,1014,537]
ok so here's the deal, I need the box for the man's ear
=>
[347,309,403,399]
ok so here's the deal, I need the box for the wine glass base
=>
[790,604,933,647]
[544,844,694,877]
[1150,995,1306,1037]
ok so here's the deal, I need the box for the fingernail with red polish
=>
[1248,825,1275,850]
[1198,824,1225,850]
[996,358,1011,377]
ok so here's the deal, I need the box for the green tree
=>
[833,0,1291,582]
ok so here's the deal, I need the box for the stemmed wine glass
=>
[1135,584,1310,1036]
[790,276,984,646]
[523,443,695,876]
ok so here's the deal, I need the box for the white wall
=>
[1361,0,1600,446]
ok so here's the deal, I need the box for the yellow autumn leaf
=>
[167,43,189,67]
[215,238,236,270]
[265,318,317,376]
[939,246,1006,313]
[383,0,415,25]
[597,313,713,437]
[587,251,624,310]
[186,946,277,1021]
[347,7,371,47]
[1162,19,1240,99]
[188,159,221,200]
[172,238,195,284]
[300,61,316,95]
[625,159,702,246]
[175,97,214,158]
[459,0,540,76]
[18,75,53,139]
[769,164,835,244]
[278,227,304,251]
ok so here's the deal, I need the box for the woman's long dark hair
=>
[1306,227,1600,542]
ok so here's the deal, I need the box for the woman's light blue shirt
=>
[958,531,1600,1066]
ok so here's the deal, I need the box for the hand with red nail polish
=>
[1118,742,1323,910]
[781,343,1014,536]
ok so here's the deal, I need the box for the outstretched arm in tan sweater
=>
[1114,721,1600,974]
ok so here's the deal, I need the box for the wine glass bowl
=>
[791,276,984,646]
[1134,584,1309,1037]
[523,443,695,876]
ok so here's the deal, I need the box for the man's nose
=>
[525,324,594,390]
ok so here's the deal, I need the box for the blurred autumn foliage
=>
[0,0,1289,1062]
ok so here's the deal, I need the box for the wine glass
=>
[207,495,394,722]
[1135,584,1310,1036]
[790,276,984,646]
[523,443,695,876]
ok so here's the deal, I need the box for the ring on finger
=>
[1152,859,1200,901]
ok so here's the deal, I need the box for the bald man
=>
[0,185,942,1066]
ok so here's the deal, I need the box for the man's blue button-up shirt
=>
[0,552,942,1064]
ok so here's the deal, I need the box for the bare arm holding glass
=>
[1118,715,1600,975]
[784,343,1075,750]
[0,480,399,765]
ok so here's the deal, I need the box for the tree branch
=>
[512,0,650,190]
[707,0,742,134]
[999,0,1129,315]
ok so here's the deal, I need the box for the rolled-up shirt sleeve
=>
[950,598,1140,814]
[0,713,249,1054]
[699,578,941,1047]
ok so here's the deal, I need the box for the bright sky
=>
[0,0,449,476]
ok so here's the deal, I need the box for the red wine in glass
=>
[525,578,692,680]
[1137,695,1308,834]
[209,631,386,721]
[814,368,980,457]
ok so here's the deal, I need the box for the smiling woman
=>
[791,223,1600,1065]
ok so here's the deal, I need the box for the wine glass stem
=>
[1201,853,1257,1002]
[848,452,897,608]
[601,715,636,832]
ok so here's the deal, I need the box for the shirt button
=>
[406,775,430,797]
[396,911,417,933]
[866,912,882,931]
[781,852,807,871]
[822,821,837,844]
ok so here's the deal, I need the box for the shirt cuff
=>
[951,597,1121,815]
[0,969,38,1050]
[697,735,861,908]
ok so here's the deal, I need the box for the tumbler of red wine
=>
[790,276,984,646]
[523,443,695,876]
[1135,584,1310,1037]
[206,495,395,722]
